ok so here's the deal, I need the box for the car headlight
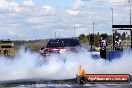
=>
[59,49,66,54]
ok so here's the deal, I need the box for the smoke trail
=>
[0,48,132,81]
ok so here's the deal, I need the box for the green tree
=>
[121,32,126,40]
[79,34,86,40]
[79,34,88,43]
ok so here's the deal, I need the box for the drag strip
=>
[0,78,77,87]
[0,76,131,87]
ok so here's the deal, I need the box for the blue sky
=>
[0,0,130,40]
[7,0,22,4]
[7,0,72,8]
[44,0,72,8]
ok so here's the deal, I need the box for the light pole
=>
[74,26,75,37]
[93,21,94,35]
[128,0,132,49]
[111,8,114,50]
[93,21,95,51]
[111,8,113,26]
[129,0,131,26]
[55,32,56,38]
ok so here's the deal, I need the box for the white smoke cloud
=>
[0,48,132,81]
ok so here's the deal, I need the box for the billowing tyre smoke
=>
[0,48,132,81]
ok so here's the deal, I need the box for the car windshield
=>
[46,39,80,48]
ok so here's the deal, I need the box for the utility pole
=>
[129,0,131,26]
[93,21,94,34]
[65,28,66,33]
[59,28,60,38]
[74,26,75,37]
[111,8,114,50]
[93,21,94,47]
[55,32,56,38]
[111,8,113,26]
[129,0,132,49]
[91,21,94,51]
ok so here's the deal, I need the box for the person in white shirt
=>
[114,36,123,50]
[99,36,107,59]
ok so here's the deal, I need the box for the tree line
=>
[79,31,130,47]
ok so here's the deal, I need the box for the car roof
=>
[48,37,79,41]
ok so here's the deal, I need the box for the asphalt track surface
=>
[0,78,132,88]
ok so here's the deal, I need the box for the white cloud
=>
[0,0,23,13]
[72,0,85,10]
[67,9,80,16]
[0,0,8,9]
[41,5,55,15]
[23,0,35,6]
[0,0,131,40]
[96,0,127,5]
[8,30,17,36]
[8,2,22,12]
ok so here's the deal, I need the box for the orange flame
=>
[78,65,86,76]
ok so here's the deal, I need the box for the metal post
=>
[59,28,60,38]
[55,32,56,38]
[90,21,95,51]
[93,21,95,48]
[111,8,113,26]
[111,8,114,50]
[74,26,75,37]
[131,30,132,49]
[129,0,131,26]
[128,0,132,49]
[130,0,132,49]
[93,21,94,34]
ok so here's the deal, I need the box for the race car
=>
[41,38,81,57]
